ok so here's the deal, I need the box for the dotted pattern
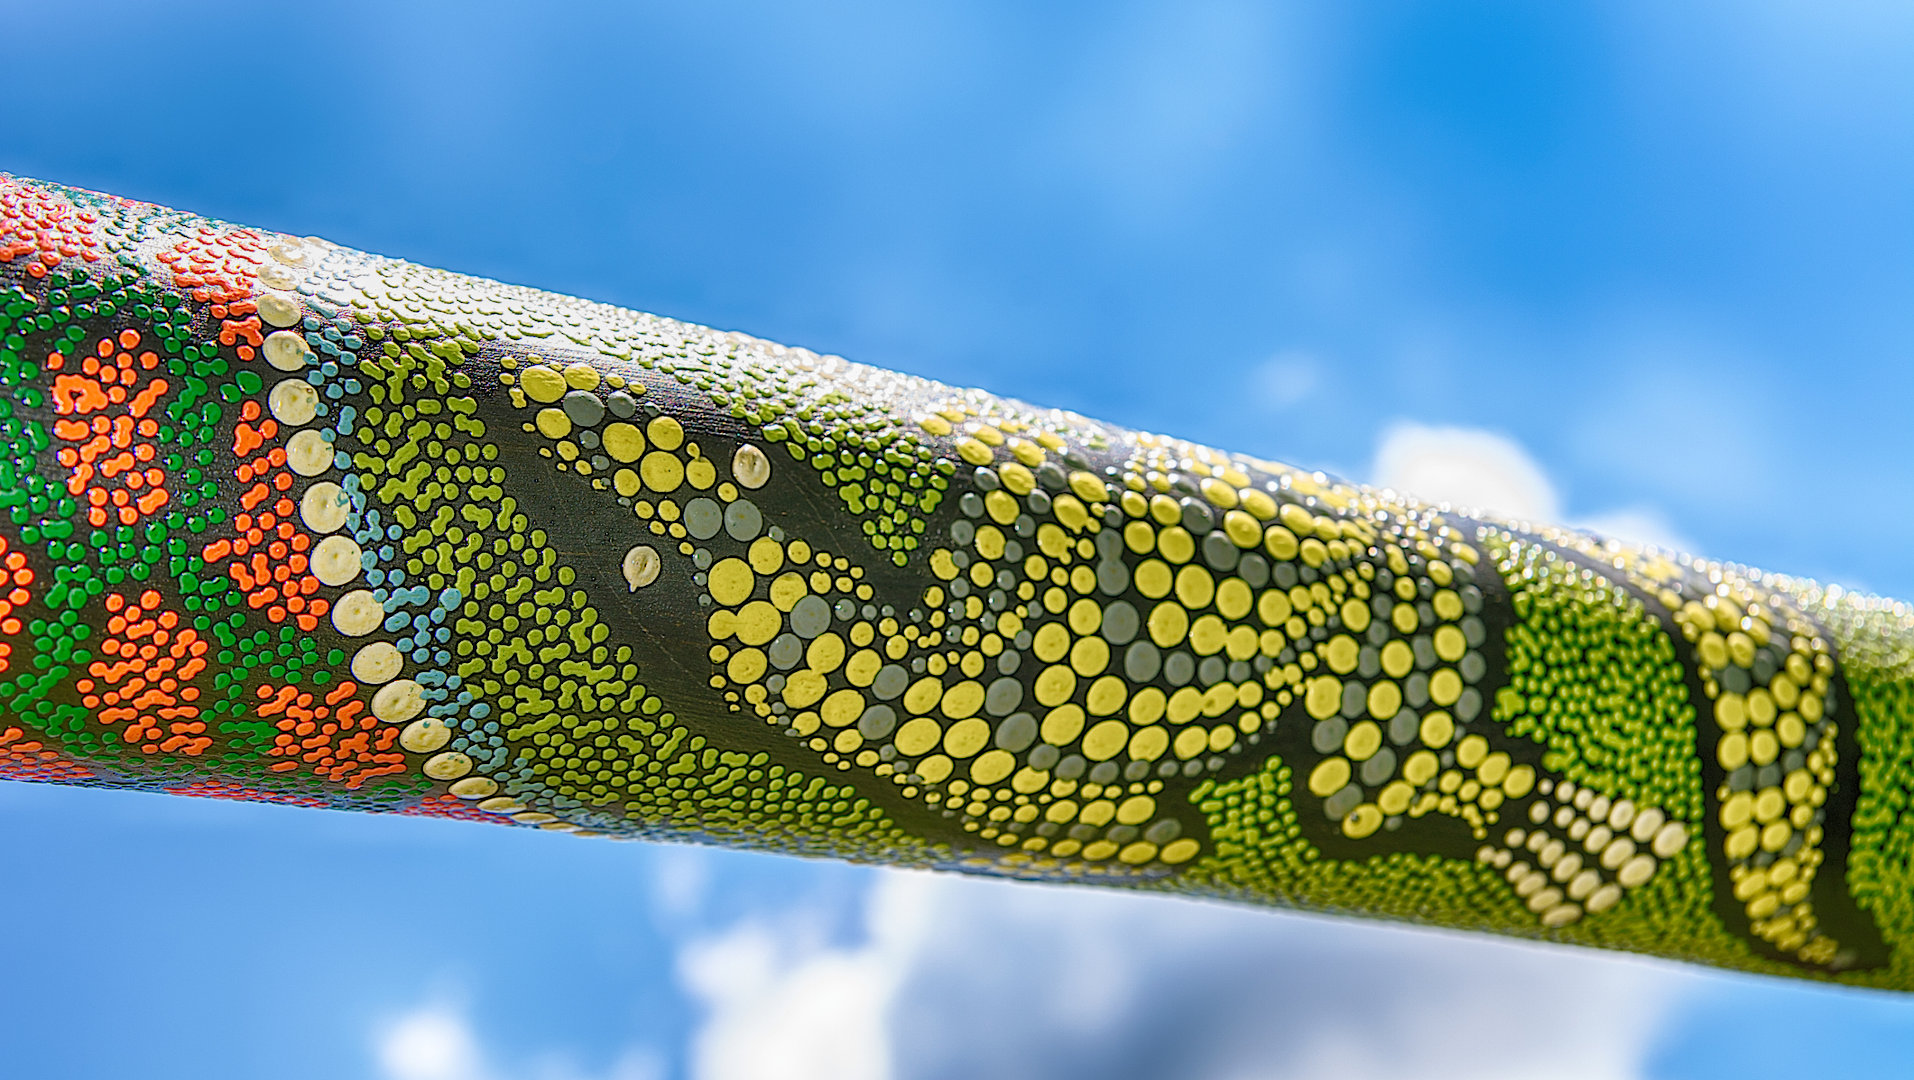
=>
[3,173,1914,987]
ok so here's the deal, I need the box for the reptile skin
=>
[3,172,1913,989]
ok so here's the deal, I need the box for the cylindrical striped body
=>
[3,173,1911,988]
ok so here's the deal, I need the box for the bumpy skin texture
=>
[5,173,1914,988]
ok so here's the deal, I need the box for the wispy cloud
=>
[1372,421,1562,520]
[375,1000,663,1080]
[379,1004,490,1080]
[675,869,1693,1080]
[1373,420,1697,552]
[676,873,932,1080]
[1254,350,1324,409]
[888,876,1693,1080]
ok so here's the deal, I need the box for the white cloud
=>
[1372,421,1561,521]
[894,876,1693,1080]
[375,1000,663,1080]
[676,870,1693,1080]
[1373,421,1699,554]
[379,1005,488,1080]
[677,873,934,1080]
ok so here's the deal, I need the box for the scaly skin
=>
[3,173,1913,988]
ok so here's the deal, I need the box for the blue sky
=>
[3,2,1913,1077]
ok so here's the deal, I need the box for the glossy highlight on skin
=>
[4,172,1914,988]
